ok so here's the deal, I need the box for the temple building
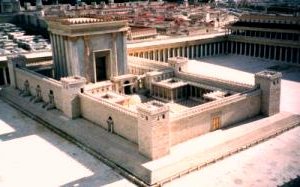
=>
[0,3,299,186]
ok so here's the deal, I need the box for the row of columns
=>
[152,85,188,101]
[231,29,299,41]
[228,41,300,63]
[130,40,300,64]
[151,85,213,102]
[130,42,226,62]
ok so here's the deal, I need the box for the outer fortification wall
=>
[79,93,139,143]
[169,89,261,145]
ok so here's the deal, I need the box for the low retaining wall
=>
[15,67,63,110]
[79,93,139,143]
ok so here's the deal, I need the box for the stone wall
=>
[79,93,139,143]
[14,67,63,110]
[169,89,261,145]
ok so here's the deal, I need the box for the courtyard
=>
[187,55,300,114]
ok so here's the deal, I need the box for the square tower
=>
[168,57,188,72]
[255,70,282,116]
[47,16,129,82]
[137,101,170,160]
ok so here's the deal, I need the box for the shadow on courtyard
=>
[0,98,128,187]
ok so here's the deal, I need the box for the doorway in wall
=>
[107,116,114,133]
[211,116,221,131]
[124,80,131,95]
[94,50,111,82]
[96,56,107,81]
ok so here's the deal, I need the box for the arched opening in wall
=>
[124,80,131,95]
[107,116,114,133]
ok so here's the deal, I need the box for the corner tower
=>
[137,101,170,160]
[47,16,129,82]
[255,70,282,116]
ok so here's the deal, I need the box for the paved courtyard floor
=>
[166,126,300,187]
[0,99,134,187]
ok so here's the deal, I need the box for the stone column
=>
[222,42,224,54]
[60,35,67,76]
[279,47,282,61]
[158,50,161,61]
[240,43,243,55]
[205,44,207,56]
[186,46,190,58]
[263,45,266,59]
[163,49,166,62]
[172,48,175,57]
[54,34,61,78]
[226,41,228,54]
[258,44,261,58]
[196,45,199,57]
[285,47,288,62]
[254,44,256,57]
[177,48,180,57]
[291,48,294,63]
[167,48,170,58]
[248,43,251,56]
[297,48,299,64]
[112,33,118,76]
[230,42,233,54]
[191,45,194,58]
[64,38,72,76]
[213,43,216,56]
[200,45,203,57]
[2,68,7,85]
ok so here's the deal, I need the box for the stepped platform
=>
[1,86,299,186]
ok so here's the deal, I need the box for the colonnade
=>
[228,41,300,63]
[129,40,300,64]
[129,42,226,62]
[189,86,210,99]
[230,29,299,42]
[151,84,188,101]
[151,84,212,102]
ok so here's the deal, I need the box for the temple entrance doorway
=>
[94,50,111,83]
[124,80,131,95]
[96,56,107,81]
